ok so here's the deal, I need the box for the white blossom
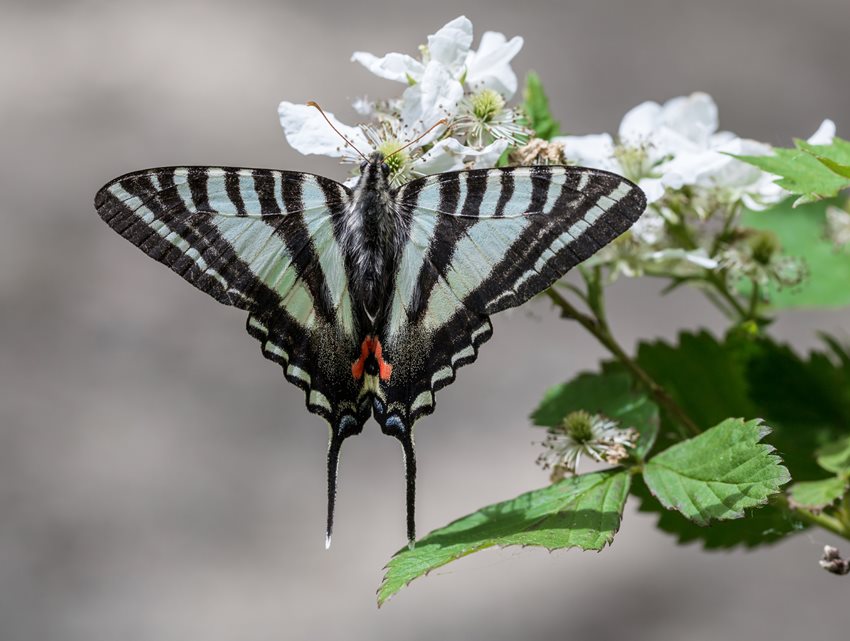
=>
[352,16,523,98]
[553,93,832,207]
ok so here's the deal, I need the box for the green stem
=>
[748,281,761,320]
[774,495,850,540]
[706,272,750,321]
[545,288,701,437]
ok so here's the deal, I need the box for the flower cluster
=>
[277,15,838,312]
[554,93,835,297]
[278,16,529,186]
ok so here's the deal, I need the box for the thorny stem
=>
[545,287,702,437]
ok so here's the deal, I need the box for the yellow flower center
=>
[378,139,408,176]
[471,89,505,123]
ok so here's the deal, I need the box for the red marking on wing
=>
[373,339,393,381]
[351,336,393,381]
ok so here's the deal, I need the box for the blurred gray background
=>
[2,1,849,639]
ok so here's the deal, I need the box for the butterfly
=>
[95,131,646,548]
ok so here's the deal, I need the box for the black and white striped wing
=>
[95,167,369,429]
[375,166,646,428]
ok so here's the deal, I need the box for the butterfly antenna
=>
[307,101,369,162]
[385,119,448,160]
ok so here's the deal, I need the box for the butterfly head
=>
[359,151,391,179]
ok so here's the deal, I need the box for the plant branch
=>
[545,287,702,437]
[773,495,850,541]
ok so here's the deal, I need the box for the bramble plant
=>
[278,16,850,605]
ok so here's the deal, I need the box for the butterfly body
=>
[95,158,646,547]
[343,152,404,329]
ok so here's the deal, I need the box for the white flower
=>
[453,88,529,146]
[554,131,666,203]
[537,410,638,480]
[553,92,827,206]
[277,101,503,186]
[352,16,523,98]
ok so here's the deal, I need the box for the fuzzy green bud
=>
[748,230,780,265]
[562,410,594,442]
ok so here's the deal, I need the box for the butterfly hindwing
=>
[375,166,646,428]
[95,166,367,428]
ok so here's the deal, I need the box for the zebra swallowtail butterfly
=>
[95,135,646,548]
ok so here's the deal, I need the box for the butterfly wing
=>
[377,166,646,427]
[95,166,369,432]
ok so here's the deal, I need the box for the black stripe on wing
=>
[396,165,646,316]
[95,166,363,428]
[377,165,646,432]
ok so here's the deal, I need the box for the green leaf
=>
[817,435,850,474]
[736,138,850,204]
[745,338,850,480]
[644,418,790,526]
[531,370,659,457]
[788,477,848,511]
[632,476,804,549]
[636,331,756,436]
[741,198,850,308]
[522,71,560,141]
[631,332,850,546]
[796,137,850,179]
[377,470,629,605]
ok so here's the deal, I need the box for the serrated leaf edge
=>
[644,418,791,526]
[377,471,629,606]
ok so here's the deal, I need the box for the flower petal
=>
[619,93,718,157]
[659,137,769,189]
[618,101,662,143]
[465,31,524,98]
[427,15,473,72]
[278,101,369,158]
[657,92,718,148]
[350,51,424,84]
[554,133,618,170]
[647,248,718,269]
[637,177,666,204]
[464,138,510,168]
[808,119,836,145]
[400,63,462,142]
[411,138,467,175]
[412,138,508,175]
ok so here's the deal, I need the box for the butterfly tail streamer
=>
[325,429,345,550]
[398,429,417,548]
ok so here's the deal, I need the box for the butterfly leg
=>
[380,416,417,548]
[325,415,363,549]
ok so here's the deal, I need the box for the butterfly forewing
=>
[95,166,367,426]
[375,166,645,425]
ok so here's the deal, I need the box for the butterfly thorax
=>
[342,152,405,330]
